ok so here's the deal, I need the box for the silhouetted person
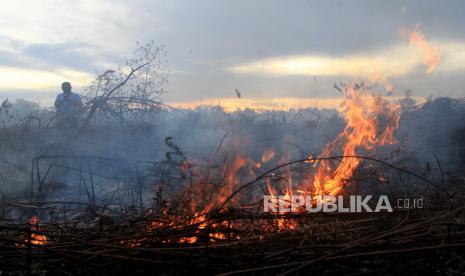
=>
[54,82,82,128]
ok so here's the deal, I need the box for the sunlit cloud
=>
[227,41,465,78]
[228,45,417,78]
[0,66,94,91]
[437,42,465,72]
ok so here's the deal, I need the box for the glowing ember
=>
[28,216,47,245]
[209,232,227,241]
[179,237,198,244]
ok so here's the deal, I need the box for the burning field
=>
[1,11,465,275]
[1,76,465,275]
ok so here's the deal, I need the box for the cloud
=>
[0,0,133,48]
[1,0,465,105]
[227,45,418,78]
[0,66,94,91]
[22,42,118,71]
[0,40,110,69]
[228,40,465,78]
[0,37,118,92]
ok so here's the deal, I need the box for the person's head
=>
[61,82,72,94]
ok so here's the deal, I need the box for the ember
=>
[28,216,47,245]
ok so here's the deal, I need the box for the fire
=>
[150,89,400,239]
[149,148,254,244]
[312,84,400,196]
[265,158,299,231]
[263,84,399,202]
[28,216,47,245]
[409,24,441,73]
[179,237,198,244]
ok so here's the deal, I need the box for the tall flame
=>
[312,84,400,196]
[409,24,441,73]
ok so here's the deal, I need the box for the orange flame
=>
[312,84,400,196]
[149,140,255,243]
[265,156,299,231]
[28,216,47,245]
[409,24,441,73]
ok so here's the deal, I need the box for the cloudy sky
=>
[0,0,464,109]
